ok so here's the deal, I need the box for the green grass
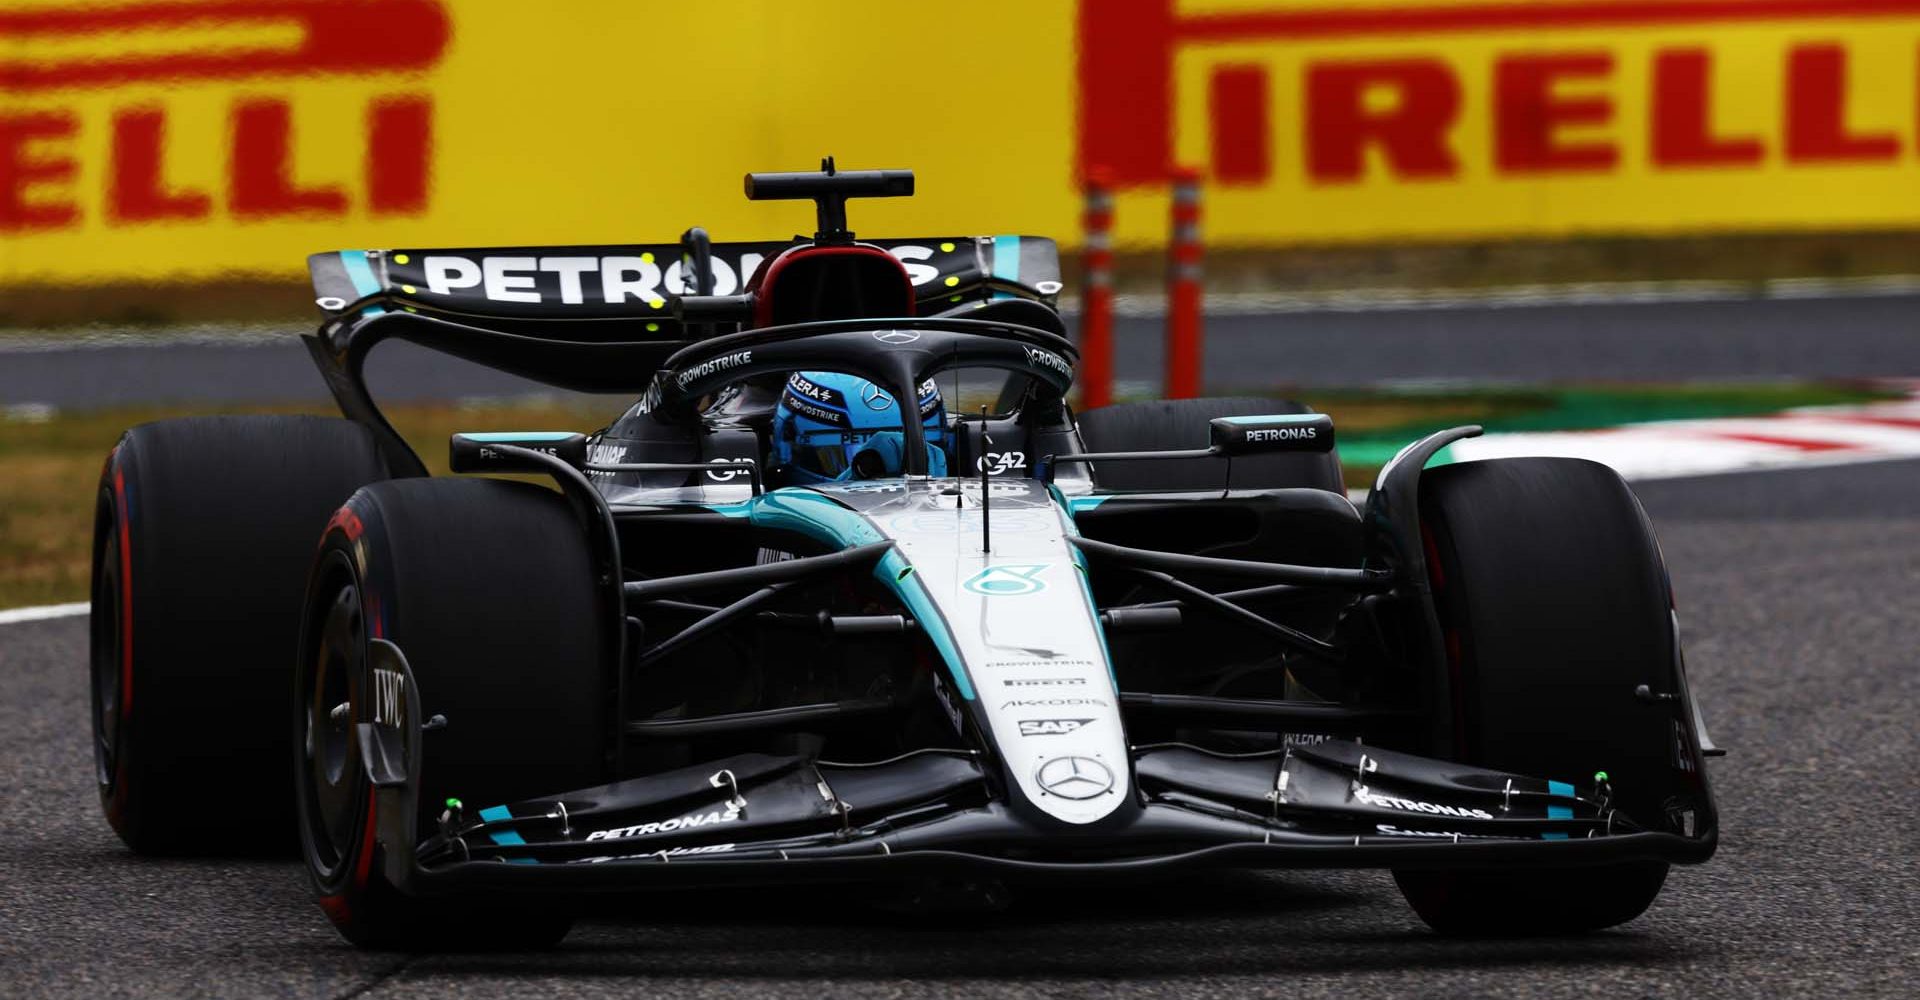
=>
[0,399,614,611]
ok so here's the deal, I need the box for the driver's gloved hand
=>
[849,432,907,479]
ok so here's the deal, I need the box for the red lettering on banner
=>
[1210,66,1271,184]
[109,108,212,222]
[1495,53,1618,173]
[0,1,448,231]
[0,112,79,230]
[230,99,348,218]
[367,95,432,215]
[1785,43,1898,161]
[1077,0,1173,182]
[1652,49,1764,166]
[1077,0,1920,189]
[1307,60,1462,182]
[0,0,450,92]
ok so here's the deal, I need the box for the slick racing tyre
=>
[1074,397,1343,493]
[297,478,608,950]
[91,416,388,855]
[1394,457,1688,935]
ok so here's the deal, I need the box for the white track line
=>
[0,602,89,626]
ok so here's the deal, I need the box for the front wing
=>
[371,730,1715,896]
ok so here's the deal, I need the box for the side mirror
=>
[449,432,587,473]
[1208,414,1335,455]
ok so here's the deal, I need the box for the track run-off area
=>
[1,452,1914,999]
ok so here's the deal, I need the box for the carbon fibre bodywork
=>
[304,167,1719,909]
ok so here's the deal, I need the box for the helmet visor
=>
[794,429,854,478]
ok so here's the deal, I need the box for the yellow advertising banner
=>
[6,0,1920,285]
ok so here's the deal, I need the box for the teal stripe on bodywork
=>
[340,251,381,296]
[877,547,972,700]
[734,489,972,699]
[460,432,578,442]
[1216,413,1324,425]
[748,491,885,547]
[477,805,526,846]
[992,235,1022,283]
[991,235,1021,300]
[1057,481,1118,674]
[1543,779,1575,840]
[1050,490,1119,685]
[339,250,388,317]
[1067,495,1114,515]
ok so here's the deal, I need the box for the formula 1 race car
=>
[88,163,1720,949]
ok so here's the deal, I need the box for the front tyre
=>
[296,478,608,950]
[1393,457,1694,935]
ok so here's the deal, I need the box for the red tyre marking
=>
[353,787,378,891]
[1421,521,1445,589]
[113,466,133,718]
[325,506,364,542]
[317,893,351,925]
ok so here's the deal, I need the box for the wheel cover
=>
[299,562,366,881]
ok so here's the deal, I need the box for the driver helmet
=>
[772,371,950,484]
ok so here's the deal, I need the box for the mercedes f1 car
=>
[89,163,1720,949]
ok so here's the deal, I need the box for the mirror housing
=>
[1208,413,1335,455]
[449,432,587,473]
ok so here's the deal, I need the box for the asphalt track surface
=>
[1,456,1915,998]
[4,291,1920,410]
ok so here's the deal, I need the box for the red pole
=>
[1165,166,1204,400]
[1078,168,1116,411]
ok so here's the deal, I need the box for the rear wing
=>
[307,236,1060,326]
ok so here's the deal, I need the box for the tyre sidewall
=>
[1422,458,1685,824]
[1399,458,1690,934]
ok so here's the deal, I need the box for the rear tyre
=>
[296,478,608,950]
[1393,457,1686,935]
[1073,397,1343,493]
[91,416,388,855]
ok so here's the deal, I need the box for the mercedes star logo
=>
[872,329,921,345]
[860,383,894,411]
[1034,756,1115,800]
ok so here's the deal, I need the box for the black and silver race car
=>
[88,164,1720,949]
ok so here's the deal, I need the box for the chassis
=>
[90,165,1719,947]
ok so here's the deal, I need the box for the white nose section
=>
[868,480,1128,825]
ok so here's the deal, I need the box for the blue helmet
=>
[772,371,950,484]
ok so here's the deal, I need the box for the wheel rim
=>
[88,492,121,790]
[299,557,365,881]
